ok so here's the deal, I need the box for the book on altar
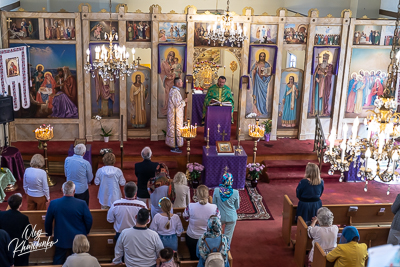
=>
[209,99,232,106]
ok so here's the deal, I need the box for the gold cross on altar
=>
[6,18,12,29]
[224,166,229,174]
[220,130,227,141]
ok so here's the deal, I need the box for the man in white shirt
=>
[107,182,147,240]
[112,208,164,267]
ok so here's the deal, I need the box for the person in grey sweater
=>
[388,193,400,245]
[63,235,100,267]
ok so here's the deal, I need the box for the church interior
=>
[0,0,399,266]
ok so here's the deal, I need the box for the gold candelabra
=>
[248,119,265,163]
[180,120,198,164]
[34,124,56,187]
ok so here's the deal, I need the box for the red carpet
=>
[190,181,273,221]
[1,178,398,266]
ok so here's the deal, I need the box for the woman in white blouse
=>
[63,234,100,267]
[172,172,190,208]
[94,153,126,209]
[307,207,338,264]
[150,197,183,251]
[23,154,50,210]
[183,185,220,260]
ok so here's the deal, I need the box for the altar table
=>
[1,146,25,180]
[68,144,92,165]
[204,106,232,146]
[0,168,16,202]
[202,146,247,189]
[191,93,206,126]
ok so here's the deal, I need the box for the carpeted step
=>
[267,169,340,181]
[262,160,331,173]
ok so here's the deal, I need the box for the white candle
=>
[378,133,384,154]
[352,117,359,145]
[329,133,335,154]
[393,151,399,174]
[343,123,348,142]
[365,147,371,171]
[341,140,346,161]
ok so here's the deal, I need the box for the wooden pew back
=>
[22,207,188,234]
[312,242,334,267]
[282,195,393,246]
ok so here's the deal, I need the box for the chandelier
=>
[325,1,400,194]
[203,0,248,47]
[84,0,137,81]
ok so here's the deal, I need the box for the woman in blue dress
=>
[282,76,299,127]
[295,163,324,224]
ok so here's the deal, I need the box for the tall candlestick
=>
[365,147,371,171]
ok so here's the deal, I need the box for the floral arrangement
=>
[247,163,265,180]
[95,115,112,137]
[262,119,272,133]
[194,86,204,91]
[187,162,204,180]
[100,148,113,156]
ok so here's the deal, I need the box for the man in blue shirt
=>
[45,181,93,264]
[64,143,93,205]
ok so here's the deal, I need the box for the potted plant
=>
[95,115,112,142]
[262,119,272,142]
[187,162,204,189]
[247,163,265,188]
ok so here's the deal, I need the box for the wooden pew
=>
[26,231,233,266]
[294,216,390,267]
[22,207,188,233]
[312,242,334,267]
[282,194,393,246]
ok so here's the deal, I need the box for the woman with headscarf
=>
[149,173,174,218]
[212,173,240,243]
[326,226,368,267]
[196,216,230,267]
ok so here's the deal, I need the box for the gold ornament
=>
[230,61,238,73]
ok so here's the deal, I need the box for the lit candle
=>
[378,133,384,154]
[343,123,348,143]
[86,48,90,62]
[207,128,210,139]
[365,147,371,171]
[352,117,359,145]
[341,140,346,162]
[392,151,399,174]
[329,134,334,154]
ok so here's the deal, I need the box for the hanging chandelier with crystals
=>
[324,1,400,194]
[203,0,248,47]
[84,0,137,81]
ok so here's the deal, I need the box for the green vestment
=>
[202,84,234,122]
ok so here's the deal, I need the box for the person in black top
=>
[0,193,31,266]
[0,229,13,267]
[135,147,158,207]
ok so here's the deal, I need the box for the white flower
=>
[95,115,102,121]
[246,113,257,119]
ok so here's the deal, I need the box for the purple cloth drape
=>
[191,94,206,126]
[68,144,92,165]
[204,106,232,145]
[344,157,362,182]
[202,146,247,189]
[311,46,341,75]
[240,75,250,90]
[51,92,78,118]
[1,147,25,180]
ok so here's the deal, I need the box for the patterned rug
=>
[190,181,273,221]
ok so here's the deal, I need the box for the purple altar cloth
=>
[344,157,362,182]
[204,106,232,146]
[191,94,206,126]
[68,144,92,165]
[202,146,247,189]
[1,147,25,180]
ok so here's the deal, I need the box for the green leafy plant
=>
[95,115,112,137]
[262,119,272,134]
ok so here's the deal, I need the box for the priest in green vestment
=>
[202,76,234,124]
